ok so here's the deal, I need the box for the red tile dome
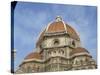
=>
[36,16,80,47]
[47,21,65,33]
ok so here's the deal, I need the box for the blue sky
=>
[14,2,97,70]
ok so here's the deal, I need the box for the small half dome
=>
[24,52,42,60]
[70,47,90,56]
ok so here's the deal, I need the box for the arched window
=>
[72,40,75,46]
[54,51,56,53]
[59,49,64,54]
[53,39,59,45]
[85,57,89,62]
[62,50,64,54]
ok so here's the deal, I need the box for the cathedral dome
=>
[36,16,80,46]
[24,52,42,60]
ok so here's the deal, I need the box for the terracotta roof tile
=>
[66,24,79,40]
[70,47,89,56]
[36,29,46,47]
[25,52,42,60]
[47,21,65,32]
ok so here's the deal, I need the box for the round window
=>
[53,39,59,45]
